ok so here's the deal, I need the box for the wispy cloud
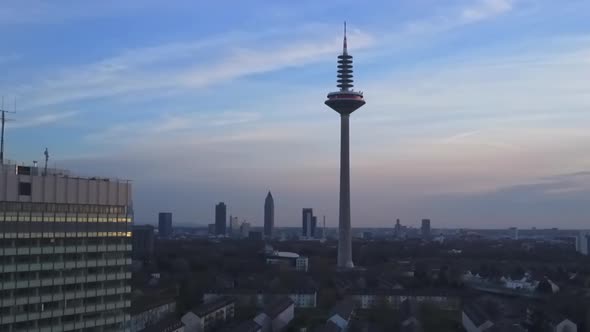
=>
[13,28,374,109]
[461,0,514,22]
[12,110,78,129]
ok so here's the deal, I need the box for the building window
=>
[19,182,32,196]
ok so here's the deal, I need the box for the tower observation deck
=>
[324,22,366,269]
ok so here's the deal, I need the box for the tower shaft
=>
[338,114,353,268]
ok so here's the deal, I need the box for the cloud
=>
[12,27,374,109]
[12,110,78,129]
[461,0,514,22]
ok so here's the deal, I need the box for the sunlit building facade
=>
[0,163,133,332]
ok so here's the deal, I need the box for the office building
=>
[230,216,240,238]
[264,191,274,238]
[302,208,316,238]
[0,162,133,331]
[215,202,227,236]
[208,224,216,235]
[421,219,431,240]
[158,212,173,238]
[240,222,250,239]
[132,224,155,260]
[324,23,366,269]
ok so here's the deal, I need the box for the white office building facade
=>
[0,163,133,332]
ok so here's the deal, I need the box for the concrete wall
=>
[1,166,131,206]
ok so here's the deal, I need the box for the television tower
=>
[325,23,366,269]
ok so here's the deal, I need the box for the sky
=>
[1,0,590,229]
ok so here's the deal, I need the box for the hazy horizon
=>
[2,0,589,228]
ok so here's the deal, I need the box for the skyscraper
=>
[230,216,240,238]
[0,162,133,331]
[215,202,227,235]
[302,208,314,238]
[264,191,274,238]
[158,212,173,238]
[325,23,366,269]
[421,219,431,239]
[132,224,155,260]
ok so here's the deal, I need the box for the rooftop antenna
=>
[43,148,49,176]
[343,21,348,54]
[0,96,16,165]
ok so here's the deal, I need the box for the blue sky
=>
[1,0,590,228]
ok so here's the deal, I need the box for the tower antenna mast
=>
[0,97,16,165]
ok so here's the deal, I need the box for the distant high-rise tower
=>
[264,191,275,238]
[158,212,173,238]
[421,219,431,240]
[325,23,366,269]
[302,208,314,238]
[215,202,227,235]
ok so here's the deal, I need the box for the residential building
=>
[204,288,317,309]
[130,295,177,332]
[132,224,155,260]
[264,192,274,238]
[347,289,460,310]
[0,162,133,331]
[253,297,294,332]
[323,300,356,332]
[140,316,184,332]
[224,320,261,332]
[215,203,227,236]
[462,303,494,332]
[421,219,431,240]
[159,212,173,238]
[182,296,235,332]
[547,317,577,332]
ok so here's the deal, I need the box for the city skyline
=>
[1,1,590,228]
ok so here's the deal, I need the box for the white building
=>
[265,251,308,272]
[181,296,235,332]
[500,276,538,291]
[295,256,309,272]
[0,162,133,331]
